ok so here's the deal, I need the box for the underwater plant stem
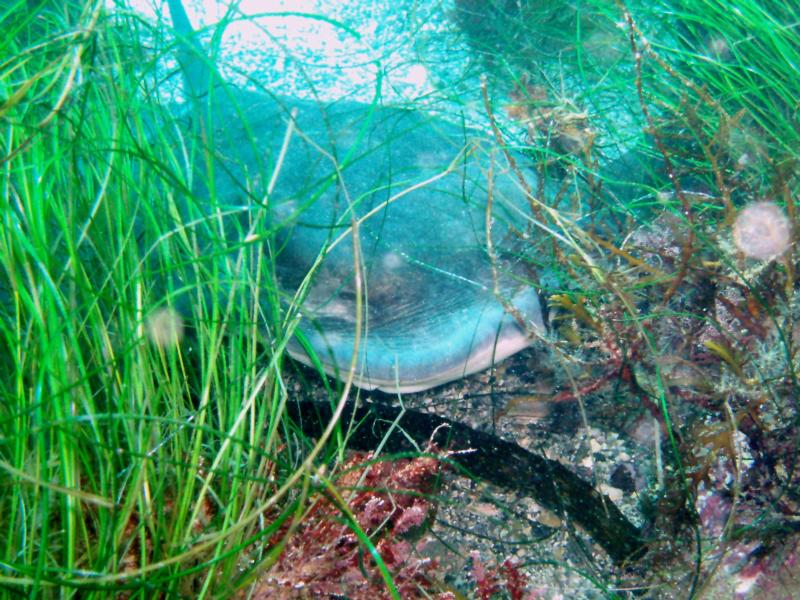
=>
[621,5,696,306]
[480,76,544,224]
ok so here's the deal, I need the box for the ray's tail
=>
[166,0,220,100]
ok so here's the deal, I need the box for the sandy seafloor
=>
[121,0,476,109]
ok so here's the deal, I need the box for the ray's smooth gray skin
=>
[165,0,545,393]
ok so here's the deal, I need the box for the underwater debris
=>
[506,77,596,161]
[732,201,792,261]
[145,307,185,349]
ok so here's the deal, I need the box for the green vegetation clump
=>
[0,2,309,596]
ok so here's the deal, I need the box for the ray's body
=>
[165,0,544,392]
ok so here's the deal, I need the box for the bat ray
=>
[166,0,546,393]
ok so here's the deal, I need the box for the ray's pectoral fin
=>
[286,240,544,393]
